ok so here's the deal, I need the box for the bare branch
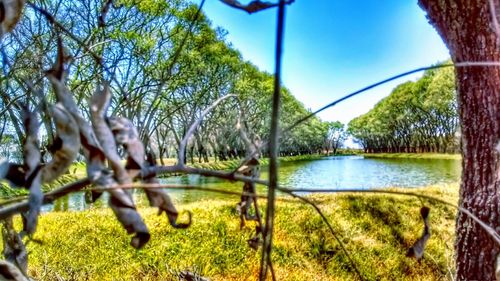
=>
[98,0,113,27]
[26,2,103,65]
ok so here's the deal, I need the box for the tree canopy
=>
[348,63,458,154]
[0,0,332,164]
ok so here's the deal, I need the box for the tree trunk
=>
[419,1,500,279]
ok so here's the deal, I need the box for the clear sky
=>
[202,1,450,125]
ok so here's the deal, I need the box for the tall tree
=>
[418,1,500,279]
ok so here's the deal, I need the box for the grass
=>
[189,154,326,170]
[362,153,461,160]
[15,184,458,280]
[0,173,79,201]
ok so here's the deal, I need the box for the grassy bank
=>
[20,184,458,280]
[362,153,461,160]
[189,154,326,170]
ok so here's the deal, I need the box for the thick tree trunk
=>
[419,1,500,279]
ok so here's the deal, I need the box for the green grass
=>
[167,154,327,171]
[362,153,461,160]
[0,173,79,201]
[16,184,458,280]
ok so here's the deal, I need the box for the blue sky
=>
[202,1,450,125]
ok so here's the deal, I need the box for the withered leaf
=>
[22,109,42,235]
[41,103,80,183]
[109,195,150,249]
[46,42,148,249]
[407,206,431,260]
[90,83,129,183]
[107,117,192,229]
[0,162,25,188]
[90,82,150,249]
[0,0,24,37]
[46,40,102,158]
[0,260,28,281]
[2,217,27,275]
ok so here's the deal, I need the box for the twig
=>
[26,2,103,65]
[259,1,285,280]
[91,183,269,199]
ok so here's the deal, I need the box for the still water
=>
[45,156,461,212]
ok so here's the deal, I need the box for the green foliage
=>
[363,153,461,160]
[348,62,458,154]
[1,0,332,164]
[20,185,457,280]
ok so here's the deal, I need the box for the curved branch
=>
[178,94,237,165]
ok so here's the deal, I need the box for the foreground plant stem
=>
[259,1,285,280]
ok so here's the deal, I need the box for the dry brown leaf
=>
[0,0,24,37]
[41,103,80,183]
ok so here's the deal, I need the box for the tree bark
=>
[419,1,500,279]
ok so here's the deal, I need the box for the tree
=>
[418,1,500,279]
[325,121,346,155]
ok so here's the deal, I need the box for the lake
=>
[45,156,461,212]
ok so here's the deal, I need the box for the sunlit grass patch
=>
[17,185,458,280]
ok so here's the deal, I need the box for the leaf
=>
[46,39,148,248]
[0,260,28,281]
[107,117,191,229]
[406,206,431,259]
[21,109,42,235]
[1,217,27,275]
[90,82,150,248]
[0,0,24,37]
[41,103,80,183]
[90,83,129,183]
[109,193,150,249]
[0,162,25,188]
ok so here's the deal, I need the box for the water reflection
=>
[44,156,461,212]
